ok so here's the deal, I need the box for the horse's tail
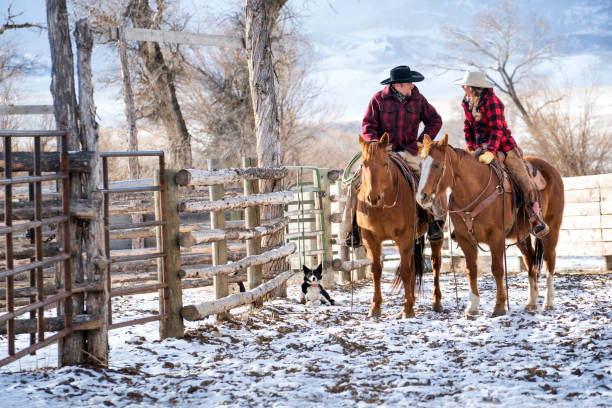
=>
[534,238,544,278]
[391,265,402,294]
[414,235,425,295]
[391,235,426,295]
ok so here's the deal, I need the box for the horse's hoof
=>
[432,304,443,313]
[491,309,506,317]
[543,304,555,311]
[524,304,537,311]
[464,310,479,316]
[367,310,381,319]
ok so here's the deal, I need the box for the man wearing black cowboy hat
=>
[341,65,445,247]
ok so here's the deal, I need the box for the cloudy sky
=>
[3,0,612,125]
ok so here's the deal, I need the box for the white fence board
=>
[555,241,607,257]
[564,189,600,203]
[563,202,600,217]
[601,201,612,215]
[597,174,612,188]
[560,229,603,242]
[563,175,600,190]
[602,229,612,242]
[600,187,612,202]
[561,215,601,230]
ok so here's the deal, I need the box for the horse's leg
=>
[362,233,383,318]
[489,239,508,316]
[457,237,480,315]
[430,238,444,312]
[397,232,416,318]
[541,227,560,311]
[516,238,538,310]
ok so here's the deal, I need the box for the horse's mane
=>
[364,139,384,157]
[450,145,471,161]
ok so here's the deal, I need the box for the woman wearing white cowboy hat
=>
[456,70,549,238]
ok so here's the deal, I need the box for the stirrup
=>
[344,230,361,248]
[532,222,550,238]
[427,220,444,242]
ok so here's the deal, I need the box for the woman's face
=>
[462,85,473,97]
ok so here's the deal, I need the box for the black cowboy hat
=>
[380,65,425,85]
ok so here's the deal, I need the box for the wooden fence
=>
[0,151,301,367]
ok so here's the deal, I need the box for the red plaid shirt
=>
[462,88,517,154]
[362,85,442,154]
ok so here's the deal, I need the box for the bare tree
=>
[243,0,287,288]
[522,87,612,176]
[0,3,45,129]
[71,0,192,168]
[180,6,320,167]
[436,0,556,130]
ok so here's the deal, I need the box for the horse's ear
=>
[380,132,389,148]
[440,134,449,147]
[358,134,367,150]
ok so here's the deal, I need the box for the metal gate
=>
[0,130,73,367]
[100,151,170,330]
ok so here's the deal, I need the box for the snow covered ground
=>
[1,268,611,407]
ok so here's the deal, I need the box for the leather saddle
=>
[389,152,418,192]
[494,152,547,192]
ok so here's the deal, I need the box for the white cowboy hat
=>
[454,71,495,88]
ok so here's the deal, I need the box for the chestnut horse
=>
[417,134,564,316]
[357,134,444,318]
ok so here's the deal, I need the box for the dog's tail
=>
[391,235,425,295]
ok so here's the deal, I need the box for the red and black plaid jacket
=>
[462,88,517,154]
[362,85,442,154]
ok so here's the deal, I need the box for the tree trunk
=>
[117,21,144,250]
[126,0,192,169]
[46,0,85,366]
[75,19,110,367]
[243,0,287,296]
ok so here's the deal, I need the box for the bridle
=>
[426,148,493,214]
[361,155,400,210]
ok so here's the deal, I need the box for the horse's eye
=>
[383,162,388,167]
[432,163,440,169]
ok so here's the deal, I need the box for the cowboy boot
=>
[427,219,445,242]
[344,218,361,248]
[528,201,549,238]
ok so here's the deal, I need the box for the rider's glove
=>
[478,151,495,164]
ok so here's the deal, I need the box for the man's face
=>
[394,82,414,96]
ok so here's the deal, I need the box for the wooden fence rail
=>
[174,159,297,321]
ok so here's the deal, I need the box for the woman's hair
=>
[468,86,485,121]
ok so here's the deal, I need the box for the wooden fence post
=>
[309,170,320,267]
[48,0,85,366]
[156,170,183,338]
[335,178,351,283]
[75,19,108,366]
[208,159,230,320]
[243,157,262,308]
[355,247,368,281]
[319,169,335,289]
